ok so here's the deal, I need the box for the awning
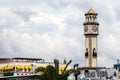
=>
[16,65,24,69]
[29,66,32,70]
[59,67,69,71]
[36,66,69,71]
[16,65,32,70]
[24,65,29,69]
[4,65,14,70]
[0,66,4,70]
[24,65,32,70]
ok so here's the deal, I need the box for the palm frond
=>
[54,59,59,75]
[63,60,72,73]
[45,65,57,80]
[35,67,45,73]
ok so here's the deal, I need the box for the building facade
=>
[0,58,69,78]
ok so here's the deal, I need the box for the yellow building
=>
[0,58,69,78]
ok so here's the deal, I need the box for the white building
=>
[0,57,69,78]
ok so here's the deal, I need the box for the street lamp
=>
[74,64,79,70]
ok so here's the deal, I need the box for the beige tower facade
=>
[83,9,99,67]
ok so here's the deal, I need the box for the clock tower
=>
[83,9,99,67]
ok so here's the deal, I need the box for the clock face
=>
[92,26,98,32]
[84,26,88,32]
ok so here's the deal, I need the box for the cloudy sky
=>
[0,0,120,67]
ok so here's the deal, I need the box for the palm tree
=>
[33,59,76,80]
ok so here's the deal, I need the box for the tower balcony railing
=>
[83,22,99,25]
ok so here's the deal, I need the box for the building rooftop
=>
[0,57,43,63]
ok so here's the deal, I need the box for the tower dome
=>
[88,9,95,14]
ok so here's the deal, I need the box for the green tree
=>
[33,59,76,80]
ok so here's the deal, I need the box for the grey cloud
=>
[0,0,71,9]
[0,0,41,7]
[0,44,8,56]
[112,1,120,21]
[42,0,71,9]
[13,8,37,22]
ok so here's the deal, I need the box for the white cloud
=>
[98,55,116,68]
[0,28,81,63]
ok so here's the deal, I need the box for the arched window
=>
[85,48,88,57]
[93,48,97,57]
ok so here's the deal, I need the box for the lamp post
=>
[74,64,81,80]
[74,64,79,70]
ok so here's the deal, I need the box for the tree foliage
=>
[32,59,77,80]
